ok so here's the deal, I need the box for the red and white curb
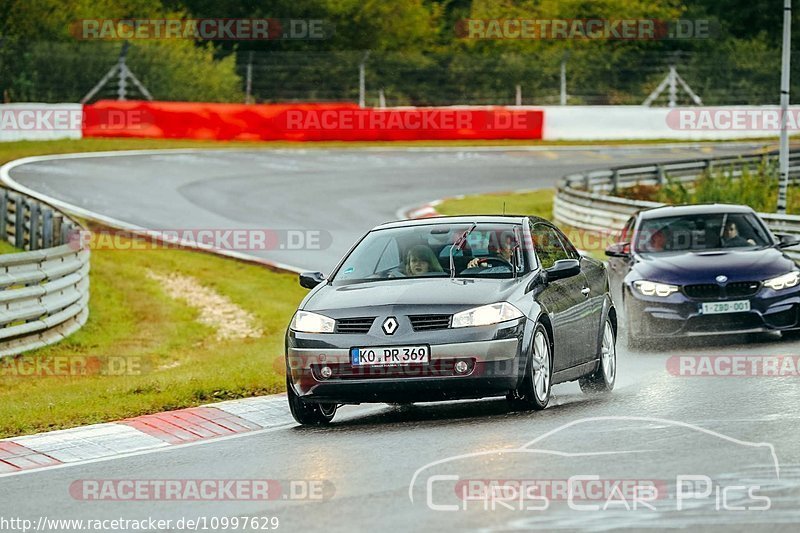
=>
[397,199,444,220]
[0,395,292,475]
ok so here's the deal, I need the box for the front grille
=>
[409,314,451,332]
[726,281,761,298]
[683,282,760,300]
[335,317,375,334]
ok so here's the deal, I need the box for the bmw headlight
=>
[290,311,335,333]
[451,302,524,328]
[764,271,800,291]
[633,280,679,297]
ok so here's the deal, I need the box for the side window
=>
[531,224,569,270]
[554,227,580,260]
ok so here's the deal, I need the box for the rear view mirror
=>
[299,271,326,289]
[545,259,581,282]
[605,242,631,257]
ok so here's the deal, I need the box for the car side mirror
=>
[776,233,800,249]
[605,242,631,258]
[545,259,581,282]
[299,271,326,289]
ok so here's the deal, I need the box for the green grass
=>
[436,189,555,219]
[0,240,20,254]
[0,235,307,437]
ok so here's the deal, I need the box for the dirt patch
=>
[146,270,263,341]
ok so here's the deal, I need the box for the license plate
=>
[351,345,430,366]
[700,300,751,315]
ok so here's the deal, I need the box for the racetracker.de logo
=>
[667,108,800,131]
[456,19,713,40]
[69,479,334,501]
[667,355,800,377]
[281,109,538,131]
[0,108,147,131]
[69,228,331,252]
[71,19,332,40]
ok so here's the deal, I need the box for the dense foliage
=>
[0,0,796,104]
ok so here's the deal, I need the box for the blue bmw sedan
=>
[606,204,800,347]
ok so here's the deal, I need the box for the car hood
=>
[630,247,796,285]
[304,277,522,312]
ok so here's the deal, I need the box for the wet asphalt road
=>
[3,143,800,532]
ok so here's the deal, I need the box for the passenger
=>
[405,245,444,276]
[721,221,756,247]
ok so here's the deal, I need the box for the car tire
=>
[624,306,643,350]
[286,377,337,425]
[580,317,616,394]
[514,323,552,411]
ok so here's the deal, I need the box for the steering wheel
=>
[471,257,513,270]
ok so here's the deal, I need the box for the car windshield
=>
[634,212,772,253]
[333,223,526,282]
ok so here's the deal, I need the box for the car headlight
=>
[633,280,679,297]
[290,311,335,333]
[451,302,524,328]
[764,271,800,291]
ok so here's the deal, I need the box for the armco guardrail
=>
[0,188,88,357]
[554,150,800,248]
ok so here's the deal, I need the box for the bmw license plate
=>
[351,345,430,366]
[700,300,751,315]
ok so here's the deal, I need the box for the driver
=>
[404,245,444,276]
[466,232,514,269]
[721,221,756,247]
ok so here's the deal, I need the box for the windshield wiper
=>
[450,223,477,279]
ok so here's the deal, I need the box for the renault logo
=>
[716,275,728,284]
[382,317,398,335]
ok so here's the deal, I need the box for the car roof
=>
[375,214,543,230]
[637,203,756,220]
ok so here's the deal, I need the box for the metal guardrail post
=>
[14,197,25,249]
[583,173,590,190]
[611,170,619,193]
[0,190,6,242]
[29,202,40,251]
[42,209,53,249]
[656,164,666,185]
[53,215,63,246]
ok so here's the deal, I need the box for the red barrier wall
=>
[82,100,543,141]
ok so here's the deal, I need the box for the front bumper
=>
[626,284,800,338]
[286,320,527,403]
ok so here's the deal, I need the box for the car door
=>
[554,226,603,364]
[530,222,587,372]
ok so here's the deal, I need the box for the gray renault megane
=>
[285,215,616,425]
